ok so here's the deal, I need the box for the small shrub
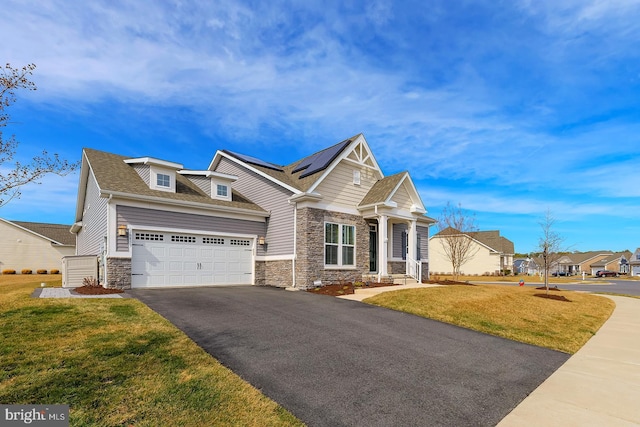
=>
[21,269,33,275]
[50,269,60,274]
[2,269,16,275]
[37,269,48,274]
[82,277,100,287]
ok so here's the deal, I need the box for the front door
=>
[369,224,377,272]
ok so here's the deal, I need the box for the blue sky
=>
[2,0,640,254]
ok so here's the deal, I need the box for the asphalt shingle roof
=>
[359,172,405,207]
[435,228,514,254]
[84,148,267,214]
[11,221,75,246]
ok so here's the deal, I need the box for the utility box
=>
[62,255,98,288]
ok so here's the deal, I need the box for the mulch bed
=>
[307,279,474,297]
[534,293,571,302]
[429,279,476,286]
[534,286,571,302]
[73,285,124,295]
[307,282,401,296]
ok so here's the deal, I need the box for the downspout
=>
[104,194,113,287]
[375,205,380,283]
[292,201,297,288]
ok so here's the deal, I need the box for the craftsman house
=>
[71,134,434,289]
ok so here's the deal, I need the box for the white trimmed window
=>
[325,222,355,267]
[216,184,228,198]
[157,173,170,188]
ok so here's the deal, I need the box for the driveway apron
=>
[131,286,569,427]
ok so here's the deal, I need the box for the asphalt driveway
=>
[131,286,569,427]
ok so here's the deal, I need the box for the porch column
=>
[406,219,417,275]
[378,214,388,280]
[407,219,417,261]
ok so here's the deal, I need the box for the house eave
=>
[288,192,323,203]
[101,190,270,219]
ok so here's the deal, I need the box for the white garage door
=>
[131,231,253,288]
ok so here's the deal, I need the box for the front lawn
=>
[364,284,614,354]
[0,275,302,427]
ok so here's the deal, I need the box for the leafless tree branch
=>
[0,63,79,207]
[437,202,479,280]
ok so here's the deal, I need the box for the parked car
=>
[552,271,567,276]
[595,270,617,277]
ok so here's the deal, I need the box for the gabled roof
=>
[76,148,268,221]
[469,231,514,255]
[359,173,405,207]
[210,134,382,194]
[559,251,612,265]
[358,171,427,215]
[433,228,514,254]
[1,218,75,246]
[590,251,632,267]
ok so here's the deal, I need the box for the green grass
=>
[365,284,615,354]
[0,275,303,427]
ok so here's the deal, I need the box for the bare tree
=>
[0,63,78,207]
[536,210,565,294]
[436,202,479,280]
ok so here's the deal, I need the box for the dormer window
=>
[124,156,182,193]
[178,170,237,201]
[216,184,228,198]
[157,173,171,188]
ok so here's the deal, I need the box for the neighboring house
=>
[429,228,515,275]
[630,248,640,276]
[589,251,632,275]
[556,251,612,275]
[513,258,540,275]
[0,218,75,272]
[72,134,434,289]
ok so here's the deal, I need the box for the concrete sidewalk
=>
[498,294,640,426]
[340,286,640,426]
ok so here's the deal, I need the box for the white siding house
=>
[0,218,75,273]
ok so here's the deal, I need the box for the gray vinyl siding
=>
[392,224,428,260]
[185,176,211,196]
[116,205,267,254]
[76,172,108,255]
[392,223,407,258]
[132,164,150,186]
[215,157,295,255]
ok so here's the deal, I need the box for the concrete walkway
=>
[337,282,441,301]
[32,287,127,298]
[341,286,640,426]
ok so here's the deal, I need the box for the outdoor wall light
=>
[258,236,266,245]
[117,225,128,237]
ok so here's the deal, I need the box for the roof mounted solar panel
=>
[225,151,284,172]
[292,138,352,178]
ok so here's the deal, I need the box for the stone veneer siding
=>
[259,260,293,288]
[295,207,370,289]
[389,261,406,275]
[421,262,429,282]
[106,257,132,289]
[254,261,266,286]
